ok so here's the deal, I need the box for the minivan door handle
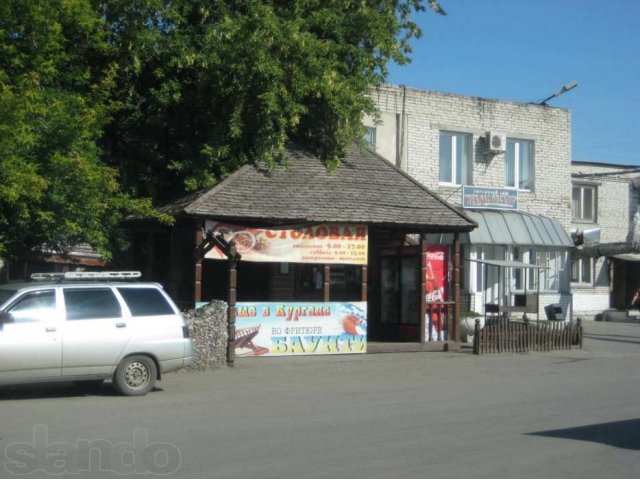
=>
[116,322,127,328]
[45,327,56,332]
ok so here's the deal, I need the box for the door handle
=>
[116,322,127,328]
[45,327,56,332]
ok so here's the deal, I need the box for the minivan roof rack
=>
[31,271,142,281]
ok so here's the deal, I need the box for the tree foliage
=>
[0,0,443,261]
[103,0,443,200]
[0,0,162,261]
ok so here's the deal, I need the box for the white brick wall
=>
[572,293,610,316]
[366,85,640,317]
[570,162,640,312]
[366,85,576,317]
[367,85,573,230]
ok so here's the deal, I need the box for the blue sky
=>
[387,0,640,165]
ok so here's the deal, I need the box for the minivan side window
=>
[118,288,175,317]
[117,288,175,316]
[64,288,122,321]
[7,290,56,323]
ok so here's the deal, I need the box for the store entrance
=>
[375,248,421,342]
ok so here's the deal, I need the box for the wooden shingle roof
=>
[160,144,476,232]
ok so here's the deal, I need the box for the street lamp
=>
[537,81,578,105]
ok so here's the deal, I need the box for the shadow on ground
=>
[0,383,163,400]
[529,418,640,450]
[584,333,640,346]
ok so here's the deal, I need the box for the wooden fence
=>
[473,318,583,355]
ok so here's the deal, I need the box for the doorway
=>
[376,250,421,342]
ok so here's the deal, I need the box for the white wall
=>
[570,162,640,313]
[366,85,573,230]
[367,84,575,316]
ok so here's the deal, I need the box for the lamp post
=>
[537,81,578,105]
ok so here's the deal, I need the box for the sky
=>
[386,0,640,165]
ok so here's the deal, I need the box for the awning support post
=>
[454,233,461,343]
[361,266,368,302]
[323,265,330,302]
[420,235,428,344]
[227,243,238,367]
[194,227,204,304]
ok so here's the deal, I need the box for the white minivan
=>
[0,272,193,396]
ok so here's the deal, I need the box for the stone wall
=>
[182,300,228,370]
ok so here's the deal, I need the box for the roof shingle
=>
[160,145,476,232]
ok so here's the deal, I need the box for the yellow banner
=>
[204,221,368,265]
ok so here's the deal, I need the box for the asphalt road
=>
[1,320,639,478]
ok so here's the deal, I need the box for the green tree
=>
[103,0,444,201]
[0,0,442,262]
[0,0,161,262]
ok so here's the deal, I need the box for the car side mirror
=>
[0,312,14,325]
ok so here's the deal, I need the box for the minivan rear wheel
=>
[113,355,157,396]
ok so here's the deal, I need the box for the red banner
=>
[425,245,448,339]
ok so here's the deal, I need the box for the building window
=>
[529,249,567,293]
[505,139,533,190]
[509,247,535,291]
[439,131,471,185]
[572,184,597,222]
[571,256,594,285]
[364,126,376,149]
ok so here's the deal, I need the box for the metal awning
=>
[471,259,549,269]
[465,210,573,247]
[612,253,640,262]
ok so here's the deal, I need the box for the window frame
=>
[116,287,177,317]
[5,289,57,324]
[364,126,376,149]
[62,287,123,321]
[572,184,597,223]
[571,256,594,285]
[439,131,472,186]
[505,138,534,191]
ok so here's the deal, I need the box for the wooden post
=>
[473,318,480,354]
[361,266,368,301]
[577,317,583,348]
[168,227,179,303]
[454,233,461,343]
[323,265,330,302]
[227,242,238,367]
[145,232,155,281]
[420,235,428,344]
[194,228,203,305]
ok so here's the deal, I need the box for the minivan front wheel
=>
[114,355,157,396]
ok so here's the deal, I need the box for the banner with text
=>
[462,185,518,210]
[425,245,448,341]
[205,221,368,265]
[234,302,367,356]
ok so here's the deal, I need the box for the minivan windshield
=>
[0,289,17,306]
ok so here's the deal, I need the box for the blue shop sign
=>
[462,186,518,210]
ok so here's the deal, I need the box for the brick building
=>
[365,85,575,320]
[571,161,640,315]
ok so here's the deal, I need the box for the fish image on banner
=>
[234,302,367,356]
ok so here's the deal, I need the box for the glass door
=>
[400,256,420,325]
[379,254,420,339]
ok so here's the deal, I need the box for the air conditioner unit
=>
[571,227,601,246]
[485,132,507,152]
